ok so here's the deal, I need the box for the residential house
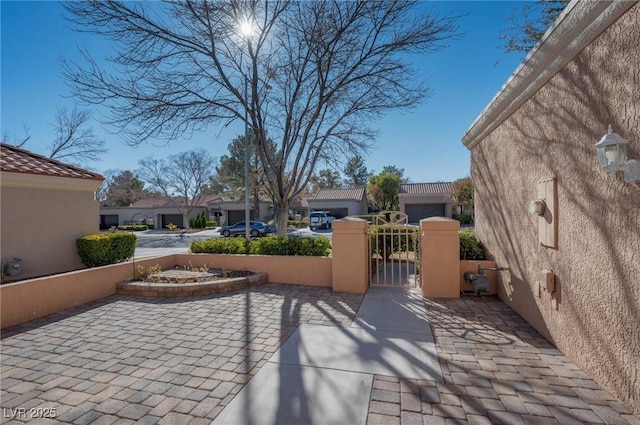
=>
[462,1,639,413]
[399,182,454,223]
[308,187,368,218]
[100,197,207,229]
[205,196,273,226]
[0,143,103,281]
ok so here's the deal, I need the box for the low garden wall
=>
[0,255,176,329]
[0,253,332,329]
[175,253,332,287]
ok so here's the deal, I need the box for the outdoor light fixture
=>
[594,125,640,183]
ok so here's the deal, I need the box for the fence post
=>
[332,218,369,293]
[420,217,460,298]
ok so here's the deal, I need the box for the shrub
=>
[253,236,331,256]
[190,238,251,254]
[287,220,308,229]
[206,220,218,228]
[454,214,474,225]
[190,236,331,256]
[76,233,137,267]
[459,229,485,260]
[189,211,208,229]
[166,223,178,231]
[117,224,148,231]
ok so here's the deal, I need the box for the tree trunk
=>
[183,212,190,230]
[276,199,289,237]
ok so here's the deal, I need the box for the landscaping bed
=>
[117,266,267,297]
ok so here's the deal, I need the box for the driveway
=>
[1,286,638,424]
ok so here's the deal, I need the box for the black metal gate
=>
[369,212,420,287]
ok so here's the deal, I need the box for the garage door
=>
[405,204,445,223]
[100,214,119,230]
[327,208,349,219]
[161,214,184,229]
[227,210,257,225]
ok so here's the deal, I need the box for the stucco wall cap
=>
[461,0,635,150]
[420,217,460,231]
[332,217,367,230]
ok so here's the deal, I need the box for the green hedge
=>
[117,225,148,231]
[459,229,485,260]
[190,238,251,254]
[453,214,474,225]
[77,233,137,267]
[287,220,308,229]
[206,220,218,228]
[253,236,331,256]
[190,236,331,256]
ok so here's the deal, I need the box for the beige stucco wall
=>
[468,3,639,413]
[1,173,101,281]
[0,255,176,328]
[176,253,332,287]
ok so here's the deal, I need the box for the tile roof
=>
[313,187,366,201]
[399,182,453,195]
[0,143,103,181]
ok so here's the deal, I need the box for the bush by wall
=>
[190,238,251,254]
[190,236,331,256]
[76,233,137,267]
[206,220,218,228]
[453,214,474,225]
[459,229,485,260]
[253,236,331,256]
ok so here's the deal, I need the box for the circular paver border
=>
[116,272,268,297]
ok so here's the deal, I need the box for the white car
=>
[309,211,335,230]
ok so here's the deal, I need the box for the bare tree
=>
[62,1,459,235]
[138,149,216,229]
[499,0,569,55]
[1,124,32,147]
[48,106,107,165]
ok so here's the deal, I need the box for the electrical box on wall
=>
[537,177,558,249]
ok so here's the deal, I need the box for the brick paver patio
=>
[1,285,638,425]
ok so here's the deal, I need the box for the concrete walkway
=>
[213,287,437,425]
[1,285,638,424]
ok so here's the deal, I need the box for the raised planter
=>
[117,271,267,298]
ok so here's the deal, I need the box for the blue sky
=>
[1,1,527,183]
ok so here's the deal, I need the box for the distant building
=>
[308,187,368,218]
[0,143,103,281]
[398,182,454,223]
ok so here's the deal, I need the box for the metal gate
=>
[369,212,420,287]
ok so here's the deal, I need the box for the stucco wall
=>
[1,181,100,281]
[469,3,639,413]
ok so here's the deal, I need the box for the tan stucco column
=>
[420,217,460,298]
[331,218,369,293]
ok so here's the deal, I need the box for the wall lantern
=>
[594,125,639,183]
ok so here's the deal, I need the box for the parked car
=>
[309,211,335,230]
[220,220,272,237]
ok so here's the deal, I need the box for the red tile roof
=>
[0,143,103,181]
[313,187,366,201]
[399,182,453,195]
